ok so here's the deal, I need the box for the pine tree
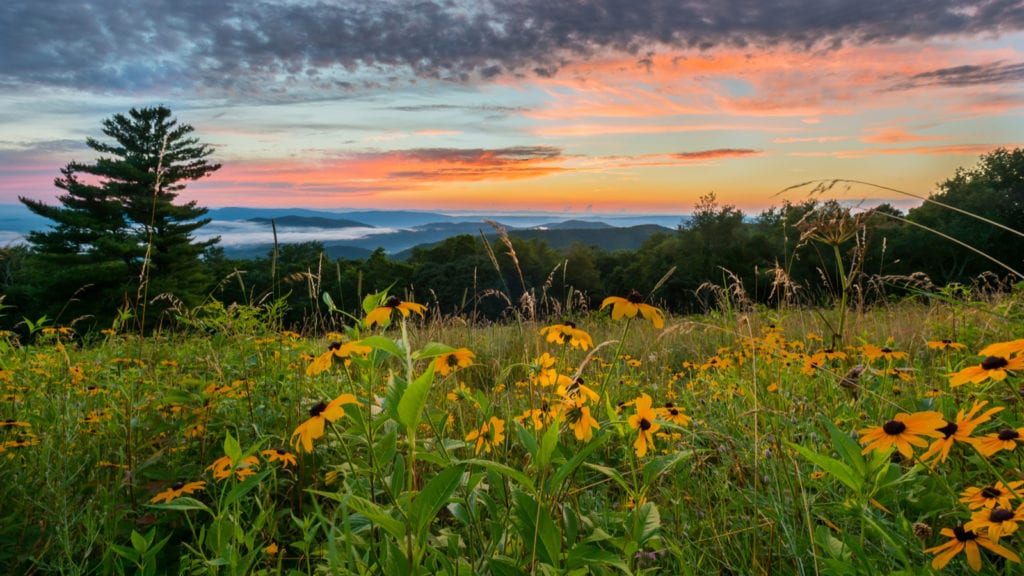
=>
[19,106,221,327]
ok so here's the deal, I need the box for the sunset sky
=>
[2,0,1023,215]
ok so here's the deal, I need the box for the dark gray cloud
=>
[3,0,1023,94]
[903,61,1024,87]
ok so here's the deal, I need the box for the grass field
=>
[1,285,1023,575]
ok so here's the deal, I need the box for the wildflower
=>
[961,481,1024,510]
[291,394,361,453]
[365,296,426,328]
[857,411,946,459]
[810,471,827,480]
[557,377,599,405]
[601,291,665,329]
[0,419,30,429]
[966,504,1024,541]
[949,355,1024,387]
[262,448,297,468]
[515,407,549,431]
[447,381,475,403]
[562,398,600,441]
[927,339,967,352]
[540,322,594,350]
[306,340,371,376]
[628,393,661,457]
[435,348,475,377]
[920,401,1003,463]
[975,427,1024,457]
[150,480,206,504]
[979,339,1024,358]
[660,402,691,426]
[859,343,908,363]
[924,525,1020,571]
[465,416,505,455]
[265,542,280,555]
[207,454,260,481]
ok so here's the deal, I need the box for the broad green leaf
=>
[538,414,562,469]
[344,495,406,541]
[583,462,629,492]
[362,290,385,315]
[412,464,466,539]
[642,450,692,487]
[631,501,661,546]
[787,441,861,493]
[397,363,435,432]
[223,468,273,507]
[130,529,149,552]
[551,433,609,490]
[566,543,631,574]
[514,420,540,462]
[223,431,242,464]
[359,335,404,358]
[512,490,561,568]
[147,497,211,514]
[463,458,536,494]
[825,418,867,478]
[417,341,455,359]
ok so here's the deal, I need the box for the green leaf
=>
[642,450,691,486]
[412,464,466,539]
[223,468,273,507]
[583,462,629,492]
[631,502,661,546]
[417,342,455,359]
[538,414,562,469]
[566,543,631,573]
[787,441,862,493]
[344,495,406,541]
[825,418,867,478]
[147,497,212,514]
[130,529,149,552]
[223,431,242,464]
[512,490,561,568]
[359,335,404,358]
[397,363,435,432]
[550,433,609,490]
[514,420,540,462]
[463,458,536,494]
[362,290,385,315]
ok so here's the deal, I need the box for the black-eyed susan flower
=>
[660,402,691,426]
[857,411,946,459]
[562,398,600,442]
[628,393,660,457]
[365,296,426,328]
[921,401,1003,463]
[265,542,280,555]
[924,525,1020,571]
[540,322,594,350]
[966,504,1024,541]
[601,291,665,329]
[262,448,297,468]
[557,377,599,405]
[291,394,361,453]
[975,427,1024,457]
[465,416,505,455]
[859,343,908,363]
[207,454,260,482]
[961,481,1024,510]
[435,348,475,377]
[150,480,206,504]
[306,340,372,376]
[980,339,1024,358]
[447,381,474,403]
[0,419,29,429]
[949,355,1024,387]
[927,339,968,352]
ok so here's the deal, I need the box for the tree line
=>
[1,107,1022,335]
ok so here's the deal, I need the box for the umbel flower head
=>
[366,295,427,328]
[858,410,946,459]
[291,394,361,453]
[601,291,665,329]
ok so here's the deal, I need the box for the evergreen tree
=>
[18,106,221,327]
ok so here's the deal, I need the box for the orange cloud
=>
[861,128,950,144]
[786,143,1014,159]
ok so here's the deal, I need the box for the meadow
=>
[1,278,1023,575]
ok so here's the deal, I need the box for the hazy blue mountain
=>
[247,215,372,229]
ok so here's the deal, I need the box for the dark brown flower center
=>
[982,356,1009,370]
[952,525,978,542]
[990,508,1015,522]
[881,347,893,354]
[981,486,1002,499]
[385,295,402,308]
[564,320,576,329]
[309,401,328,417]
[328,341,342,351]
[446,354,460,367]
[668,407,680,416]
[627,290,644,304]
[639,418,652,431]
[882,420,907,435]
[172,481,185,490]
[276,448,287,455]
[936,421,958,439]
[998,429,1020,441]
